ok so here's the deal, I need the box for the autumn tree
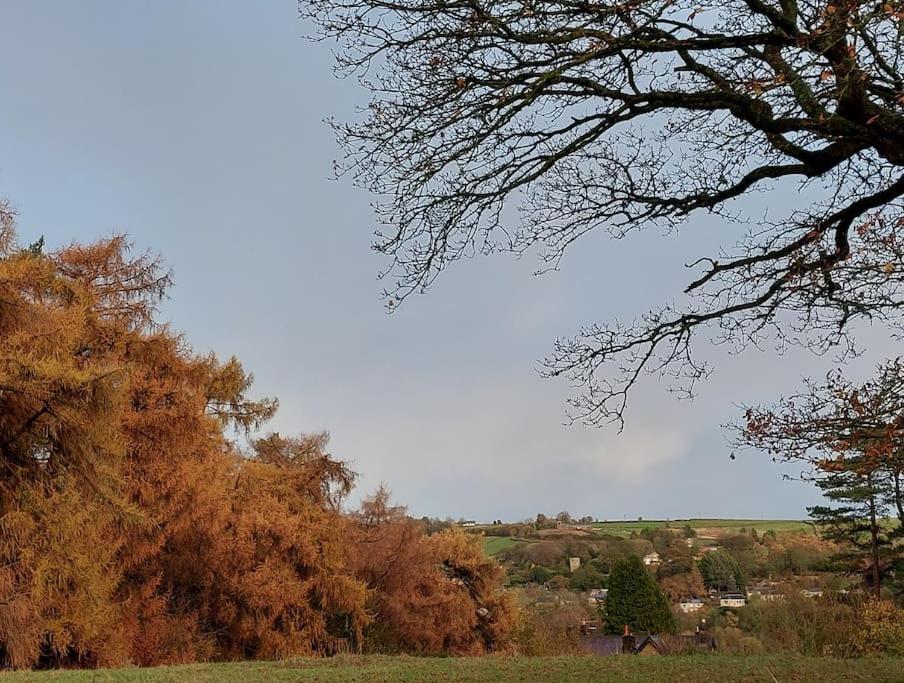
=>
[0,213,173,667]
[307,0,904,425]
[350,487,515,654]
[194,434,369,660]
[660,565,707,602]
[0,214,510,668]
[742,359,904,521]
[114,335,283,664]
[0,217,379,667]
[739,359,904,595]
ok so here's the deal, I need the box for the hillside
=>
[482,518,814,555]
[590,519,816,538]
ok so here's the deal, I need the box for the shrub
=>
[856,600,904,656]
[735,594,863,656]
[715,628,764,655]
[531,566,554,584]
[512,601,588,656]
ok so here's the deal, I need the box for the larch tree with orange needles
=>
[350,486,516,655]
[0,212,370,667]
[0,205,512,669]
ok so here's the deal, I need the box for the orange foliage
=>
[659,565,706,602]
[0,222,512,668]
[351,487,515,655]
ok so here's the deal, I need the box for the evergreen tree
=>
[809,462,895,597]
[698,550,746,593]
[604,555,674,635]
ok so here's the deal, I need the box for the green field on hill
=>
[484,536,521,555]
[591,518,815,537]
[481,519,816,554]
[5,655,903,682]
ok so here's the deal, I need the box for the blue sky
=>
[0,1,887,521]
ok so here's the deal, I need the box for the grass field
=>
[484,536,521,555]
[480,519,816,552]
[590,519,816,537]
[4,655,904,682]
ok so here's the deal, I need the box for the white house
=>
[642,552,660,566]
[719,593,747,608]
[748,582,785,602]
[761,592,785,602]
[678,598,705,613]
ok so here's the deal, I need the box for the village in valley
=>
[448,515,840,655]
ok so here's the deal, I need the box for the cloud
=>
[573,428,691,484]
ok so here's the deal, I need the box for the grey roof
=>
[582,635,623,656]
[583,634,716,656]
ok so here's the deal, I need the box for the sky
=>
[0,2,890,521]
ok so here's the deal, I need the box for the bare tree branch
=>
[306,0,904,426]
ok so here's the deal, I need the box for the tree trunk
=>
[868,472,882,598]
[894,465,904,526]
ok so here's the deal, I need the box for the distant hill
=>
[591,518,816,538]
[479,518,816,556]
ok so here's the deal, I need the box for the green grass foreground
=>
[4,655,904,682]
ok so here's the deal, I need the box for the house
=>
[642,552,660,566]
[678,598,705,613]
[718,592,747,608]
[458,520,477,528]
[747,581,785,602]
[633,635,664,656]
[579,619,601,634]
[588,588,608,605]
[583,635,626,656]
[583,631,715,656]
[636,633,716,655]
